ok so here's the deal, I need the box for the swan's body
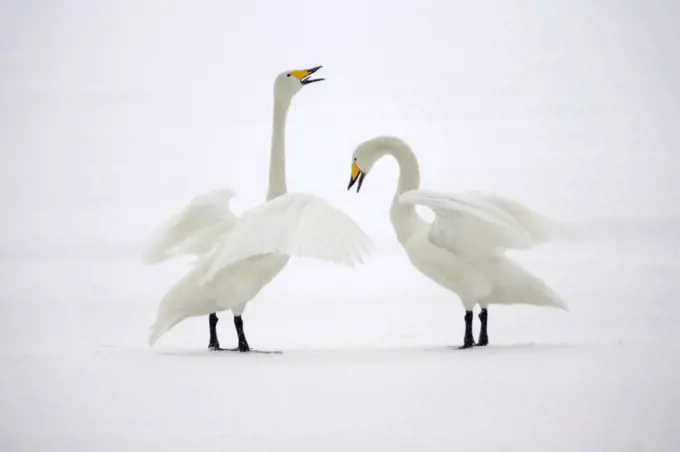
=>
[347,136,567,348]
[148,190,373,348]
[144,67,374,351]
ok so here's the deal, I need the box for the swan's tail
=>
[480,256,569,311]
[487,279,568,311]
[147,267,209,347]
[149,311,184,347]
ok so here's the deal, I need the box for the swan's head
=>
[274,65,324,101]
[346,147,378,193]
[347,136,409,192]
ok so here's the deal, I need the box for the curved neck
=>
[392,144,420,197]
[266,96,291,201]
[364,136,421,196]
[363,137,424,244]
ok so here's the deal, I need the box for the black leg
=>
[233,315,250,352]
[477,308,489,346]
[210,312,280,354]
[458,310,476,349]
[208,313,221,350]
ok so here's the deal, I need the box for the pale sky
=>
[1,0,678,253]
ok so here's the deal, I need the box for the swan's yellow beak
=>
[347,161,366,193]
[291,66,325,85]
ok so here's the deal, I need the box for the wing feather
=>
[142,189,238,264]
[398,189,534,256]
[198,192,375,285]
[458,190,571,244]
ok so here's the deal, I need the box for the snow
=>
[2,1,680,450]
[1,224,679,451]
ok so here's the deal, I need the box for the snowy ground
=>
[1,219,679,452]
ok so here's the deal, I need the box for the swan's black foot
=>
[229,340,250,353]
[226,347,283,354]
[209,315,281,354]
[229,317,283,353]
[477,308,489,346]
[458,310,476,349]
[458,341,476,350]
[208,313,221,350]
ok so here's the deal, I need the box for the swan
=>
[144,66,374,352]
[346,136,568,349]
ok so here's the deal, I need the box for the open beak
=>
[347,161,366,193]
[297,65,324,85]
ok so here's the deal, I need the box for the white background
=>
[1,1,679,451]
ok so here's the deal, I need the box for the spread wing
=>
[398,189,534,256]
[457,190,571,244]
[142,189,238,264]
[198,192,375,286]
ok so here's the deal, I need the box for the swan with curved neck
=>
[144,67,374,352]
[348,136,567,348]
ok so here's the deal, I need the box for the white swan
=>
[144,67,374,352]
[347,136,568,349]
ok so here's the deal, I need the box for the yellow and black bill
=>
[347,160,366,192]
[290,65,324,84]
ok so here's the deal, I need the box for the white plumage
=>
[145,66,374,350]
[148,192,374,348]
[398,189,534,256]
[455,190,573,245]
[199,192,374,286]
[142,189,238,264]
[348,135,568,348]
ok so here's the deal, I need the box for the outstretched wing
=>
[398,189,533,256]
[142,189,238,264]
[198,192,375,286]
[457,190,570,244]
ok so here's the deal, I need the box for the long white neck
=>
[266,96,291,201]
[362,137,425,244]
